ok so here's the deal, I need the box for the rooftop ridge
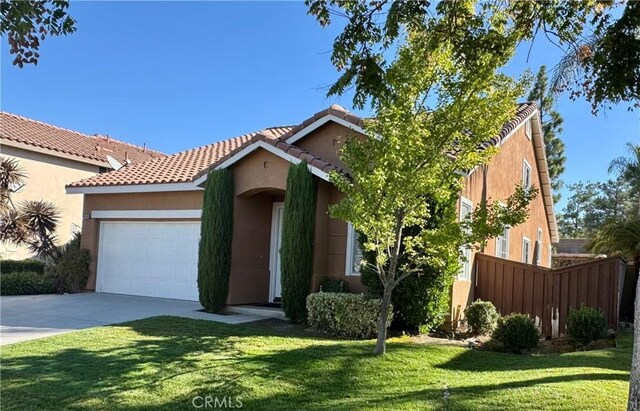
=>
[0,111,165,156]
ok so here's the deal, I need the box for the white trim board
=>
[193,140,331,186]
[66,182,202,195]
[91,209,202,219]
[285,114,367,145]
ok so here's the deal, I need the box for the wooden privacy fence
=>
[474,253,626,338]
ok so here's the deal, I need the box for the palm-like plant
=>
[609,142,640,213]
[0,157,59,257]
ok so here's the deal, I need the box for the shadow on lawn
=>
[0,316,631,411]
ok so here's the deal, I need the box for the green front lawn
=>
[1,316,631,410]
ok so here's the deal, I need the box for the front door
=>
[269,202,285,302]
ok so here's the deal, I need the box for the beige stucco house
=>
[66,103,557,327]
[0,112,163,260]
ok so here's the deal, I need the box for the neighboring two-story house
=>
[65,103,557,319]
[0,112,164,260]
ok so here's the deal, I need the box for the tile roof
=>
[66,102,538,189]
[0,112,164,166]
[67,126,293,188]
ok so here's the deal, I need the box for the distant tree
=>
[609,142,640,215]
[1,0,76,67]
[558,182,598,238]
[0,157,59,257]
[527,66,566,203]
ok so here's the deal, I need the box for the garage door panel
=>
[98,222,201,301]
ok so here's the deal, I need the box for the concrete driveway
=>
[0,293,267,346]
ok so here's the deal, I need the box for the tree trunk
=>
[374,285,393,355]
[629,263,640,411]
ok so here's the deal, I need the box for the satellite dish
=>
[106,155,124,170]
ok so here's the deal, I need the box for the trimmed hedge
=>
[465,300,500,335]
[281,161,317,323]
[198,169,234,313]
[566,306,607,345]
[318,277,347,293]
[1,259,45,274]
[307,292,392,339]
[493,313,540,353]
[1,271,55,295]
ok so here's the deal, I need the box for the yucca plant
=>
[0,157,60,257]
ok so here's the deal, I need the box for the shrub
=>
[1,271,55,295]
[360,222,458,333]
[281,162,317,323]
[319,277,347,293]
[1,259,45,274]
[465,300,500,335]
[493,313,540,353]
[45,233,90,293]
[307,292,392,339]
[566,305,608,345]
[198,169,234,313]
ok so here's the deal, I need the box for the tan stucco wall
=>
[0,145,99,260]
[295,121,366,171]
[450,123,554,327]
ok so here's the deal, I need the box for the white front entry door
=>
[97,221,200,301]
[269,202,285,302]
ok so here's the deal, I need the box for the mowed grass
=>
[0,316,631,411]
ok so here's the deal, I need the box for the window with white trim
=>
[458,197,473,280]
[534,227,543,266]
[548,245,553,267]
[345,223,363,276]
[496,227,509,259]
[525,120,532,140]
[523,160,532,189]
[522,237,531,264]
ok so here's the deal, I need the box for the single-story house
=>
[66,104,558,324]
[0,112,163,259]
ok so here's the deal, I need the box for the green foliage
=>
[493,313,540,353]
[360,223,459,333]
[45,233,90,293]
[0,271,55,295]
[1,259,44,274]
[197,169,234,313]
[307,0,635,111]
[281,162,317,323]
[318,277,347,293]
[566,306,608,345]
[1,0,76,67]
[465,300,500,335]
[527,65,565,202]
[306,292,392,339]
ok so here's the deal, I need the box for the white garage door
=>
[97,222,201,301]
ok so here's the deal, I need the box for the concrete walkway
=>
[0,293,269,346]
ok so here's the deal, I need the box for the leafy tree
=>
[197,169,234,313]
[0,157,59,257]
[329,23,537,354]
[557,182,598,238]
[527,66,566,202]
[360,208,461,333]
[280,162,317,324]
[306,0,636,112]
[1,0,76,67]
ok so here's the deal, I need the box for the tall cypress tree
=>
[197,168,234,312]
[528,65,566,203]
[280,161,317,323]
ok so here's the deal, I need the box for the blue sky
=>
[1,1,638,211]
